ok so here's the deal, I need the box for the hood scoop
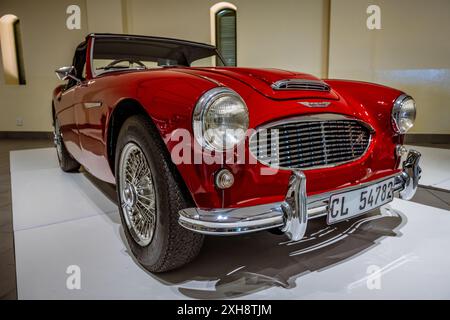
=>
[271,79,331,92]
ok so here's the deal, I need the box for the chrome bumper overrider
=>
[178,150,422,241]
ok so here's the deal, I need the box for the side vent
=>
[271,79,330,92]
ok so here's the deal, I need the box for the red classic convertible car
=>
[53,33,421,272]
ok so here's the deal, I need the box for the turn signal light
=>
[215,169,234,189]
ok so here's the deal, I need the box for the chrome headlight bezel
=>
[193,87,249,151]
[392,94,416,134]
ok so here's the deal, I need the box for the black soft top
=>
[87,33,216,49]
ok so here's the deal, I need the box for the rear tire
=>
[53,117,80,172]
[115,115,204,272]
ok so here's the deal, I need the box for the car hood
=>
[174,67,340,101]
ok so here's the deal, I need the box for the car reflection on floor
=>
[154,207,405,299]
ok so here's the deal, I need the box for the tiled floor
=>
[1,140,450,299]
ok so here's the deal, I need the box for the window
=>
[0,14,26,85]
[215,8,236,66]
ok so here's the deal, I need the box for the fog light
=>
[215,169,234,189]
[396,145,407,157]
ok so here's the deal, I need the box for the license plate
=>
[327,178,395,225]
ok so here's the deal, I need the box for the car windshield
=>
[91,35,225,75]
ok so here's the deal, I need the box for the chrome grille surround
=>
[249,114,374,170]
[271,79,331,91]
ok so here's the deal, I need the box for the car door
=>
[55,79,83,163]
[74,77,113,182]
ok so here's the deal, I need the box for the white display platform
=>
[405,145,450,190]
[11,148,450,299]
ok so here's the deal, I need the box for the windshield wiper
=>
[96,65,147,71]
[97,65,130,71]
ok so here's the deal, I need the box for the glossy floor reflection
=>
[163,208,406,299]
[11,148,450,299]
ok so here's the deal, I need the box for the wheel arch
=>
[106,98,150,176]
[107,97,197,209]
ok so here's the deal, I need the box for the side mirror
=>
[55,66,80,83]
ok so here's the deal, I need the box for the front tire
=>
[115,115,204,272]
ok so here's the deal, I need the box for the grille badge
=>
[299,101,331,108]
[355,132,365,144]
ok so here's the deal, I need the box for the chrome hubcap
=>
[123,183,137,208]
[119,143,156,247]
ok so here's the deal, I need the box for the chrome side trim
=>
[83,102,102,109]
[299,101,331,108]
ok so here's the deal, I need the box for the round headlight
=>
[392,94,416,134]
[193,87,249,151]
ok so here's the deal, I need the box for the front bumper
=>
[178,150,422,241]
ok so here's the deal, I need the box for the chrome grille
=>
[249,117,372,170]
[271,79,330,92]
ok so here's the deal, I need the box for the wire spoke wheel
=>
[114,116,204,272]
[119,142,156,246]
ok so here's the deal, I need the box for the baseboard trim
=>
[0,131,53,140]
[405,134,450,145]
